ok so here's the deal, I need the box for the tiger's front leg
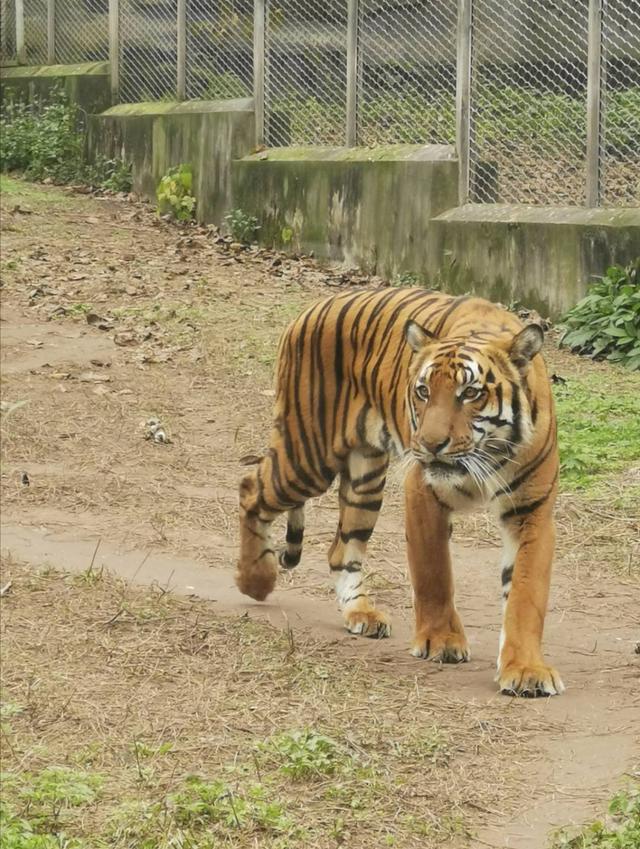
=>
[404,464,470,663]
[497,501,564,697]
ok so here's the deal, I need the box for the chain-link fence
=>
[1,0,638,208]
[469,0,589,206]
[265,0,347,146]
[1,0,17,63]
[56,0,108,64]
[118,0,177,103]
[186,0,252,100]
[23,0,47,64]
[358,0,457,147]
[602,0,640,206]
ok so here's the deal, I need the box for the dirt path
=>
[1,180,638,848]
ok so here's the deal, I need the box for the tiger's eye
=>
[462,386,481,401]
[415,384,430,402]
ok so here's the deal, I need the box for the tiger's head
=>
[404,320,543,485]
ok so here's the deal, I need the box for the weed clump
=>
[0,90,131,191]
[156,164,197,222]
[225,208,260,243]
[559,261,640,370]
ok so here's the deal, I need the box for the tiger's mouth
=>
[413,454,467,476]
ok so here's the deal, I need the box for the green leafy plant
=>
[260,729,351,780]
[225,208,259,243]
[1,767,102,833]
[559,261,640,370]
[108,778,300,846]
[0,90,131,191]
[156,164,197,221]
[551,784,639,847]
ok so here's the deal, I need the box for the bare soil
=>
[1,179,638,848]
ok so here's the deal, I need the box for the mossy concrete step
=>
[88,99,255,223]
[428,204,640,317]
[1,61,111,114]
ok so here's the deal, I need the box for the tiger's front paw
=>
[344,604,391,639]
[411,629,470,663]
[497,663,564,697]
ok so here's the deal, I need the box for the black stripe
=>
[340,527,374,543]
[432,295,472,337]
[500,472,557,521]
[501,564,514,586]
[285,527,304,545]
[330,561,362,573]
[340,497,383,512]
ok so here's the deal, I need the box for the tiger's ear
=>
[509,324,544,371]
[405,321,437,353]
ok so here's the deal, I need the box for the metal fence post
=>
[47,0,55,63]
[254,0,265,146]
[177,0,186,100]
[108,0,120,103]
[456,0,472,205]
[346,0,359,146]
[15,0,25,63]
[586,0,603,206]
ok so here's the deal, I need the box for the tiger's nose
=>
[421,437,450,456]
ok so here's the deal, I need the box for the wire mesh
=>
[186,0,253,100]
[23,0,48,64]
[56,0,108,63]
[119,0,177,102]
[1,0,17,63]
[469,0,589,205]
[602,0,640,206]
[358,0,457,147]
[265,0,347,146]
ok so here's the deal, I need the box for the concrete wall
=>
[232,145,462,280]
[2,60,638,316]
[0,62,111,115]
[427,205,640,317]
[87,99,255,224]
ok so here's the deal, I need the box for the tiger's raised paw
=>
[411,631,470,663]
[498,663,565,697]
[344,607,391,639]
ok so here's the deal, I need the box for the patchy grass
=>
[0,173,74,206]
[551,781,640,848]
[553,369,640,493]
[0,559,533,849]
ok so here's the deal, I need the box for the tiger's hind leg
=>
[329,450,391,638]
[236,462,285,602]
[237,451,329,601]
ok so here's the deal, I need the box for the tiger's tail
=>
[279,506,305,569]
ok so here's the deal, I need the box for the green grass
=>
[554,370,640,493]
[551,783,640,848]
[0,173,72,206]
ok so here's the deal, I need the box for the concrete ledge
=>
[1,61,111,114]
[1,61,109,78]
[428,203,640,317]
[231,145,460,275]
[88,99,255,223]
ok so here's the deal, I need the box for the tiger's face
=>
[404,321,543,485]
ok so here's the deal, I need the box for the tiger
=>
[236,288,564,697]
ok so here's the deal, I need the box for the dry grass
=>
[1,558,538,848]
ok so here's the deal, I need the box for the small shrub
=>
[260,729,351,780]
[0,90,131,191]
[0,92,83,182]
[156,164,196,221]
[551,784,640,847]
[559,261,640,370]
[1,766,102,833]
[225,208,259,243]
[109,779,300,846]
